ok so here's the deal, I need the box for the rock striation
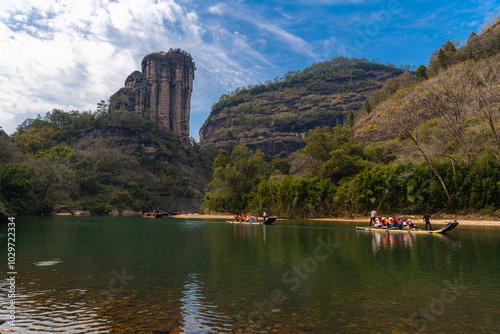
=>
[109,49,195,144]
[199,58,403,159]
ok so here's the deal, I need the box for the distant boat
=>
[143,213,162,219]
[226,217,277,225]
[356,221,459,234]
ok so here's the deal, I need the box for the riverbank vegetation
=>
[203,127,500,218]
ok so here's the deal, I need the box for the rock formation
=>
[199,58,403,159]
[109,49,195,144]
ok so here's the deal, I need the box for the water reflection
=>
[33,259,62,267]
[233,223,260,240]
[369,231,460,253]
[179,220,209,232]
[179,273,233,333]
[370,232,417,252]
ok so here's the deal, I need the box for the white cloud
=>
[256,21,317,59]
[1,0,374,138]
[0,0,276,136]
[210,2,318,61]
[0,0,143,133]
[208,4,225,15]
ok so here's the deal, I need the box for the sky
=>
[0,0,499,139]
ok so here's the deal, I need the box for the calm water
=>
[1,216,500,333]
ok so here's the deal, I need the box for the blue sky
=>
[0,0,498,139]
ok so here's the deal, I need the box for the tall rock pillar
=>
[109,49,195,145]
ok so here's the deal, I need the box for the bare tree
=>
[388,100,451,201]
[420,65,476,169]
[473,57,500,155]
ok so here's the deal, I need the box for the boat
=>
[143,213,163,219]
[263,216,277,225]
[226,217,277,225]
[356,221,459,234]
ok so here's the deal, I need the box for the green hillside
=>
[354,20,500,162]
[0,108,210,215]
[203,22,500,218]
[199,57,405,158]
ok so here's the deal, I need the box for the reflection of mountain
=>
[179,273,233,333]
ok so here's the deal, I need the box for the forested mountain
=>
[203,19,500,218]
[199,57,405,158]
[0,108,210,215]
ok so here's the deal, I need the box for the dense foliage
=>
[0,107,210,215]
[203,127,500,218]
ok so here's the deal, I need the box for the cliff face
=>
[110,50,195,144]
[199,57,403,159]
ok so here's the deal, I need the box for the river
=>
[1,216,499,333]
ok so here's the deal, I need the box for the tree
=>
[321,149,367,182]
[14,127,59,154]
[348,111,355,127]
[416,65,428,82]
[96,100,109,116]
[269,157,291,175]
[438,49,447,68]
[364,100,372,114]
[0,132,16,167]
[387,100,451,201]
[44,109,76,128]
[30,155,77,207]
[303,127,333,162]
[0,163,43,214]
[481,12,500,33]
[204,145,268,212]
[17,118,36,132]
[473,56,500,155]
[420,65,475,169]
[443,40,457,52]
[303,126,367,183]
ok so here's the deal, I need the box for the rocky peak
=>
[125,71,145,88]
[110,49,195,144]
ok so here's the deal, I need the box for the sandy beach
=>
[170,213,500,226]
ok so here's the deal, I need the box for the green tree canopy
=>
[416,65,428,81]
[303,126,364,162]
[269,157,291,175]
[364,100,372,114]
[303,125,367,182]
[204,145,268,212]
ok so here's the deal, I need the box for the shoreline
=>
[170,213,500,226]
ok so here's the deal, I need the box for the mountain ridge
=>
[199,57,405,158]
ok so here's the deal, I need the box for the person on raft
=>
[370,209,377,226]
[423,212,433,231]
